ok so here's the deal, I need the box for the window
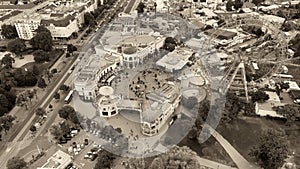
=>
[111,111,116,115]
[102,112,108,116]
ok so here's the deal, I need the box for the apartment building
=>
[14,0,96,40]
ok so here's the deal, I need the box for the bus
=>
[64,90,74,104]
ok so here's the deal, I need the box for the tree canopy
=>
[30,26,53,51]
[58,106,80,124]
[251,90,269,103]
[7,39,26,56]
[149,146,201,169]
[249,129,289,169]
[7,157,27,169]
[1,24,18,39]
[94,150,116,169]
[226,0,233,11]
[33,50,49,63]
[163,37,178,52]
[1,54,15,68]
[136,2,146,13]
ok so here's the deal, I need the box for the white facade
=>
[141,83,181,136]
[14,18,40,40]
[46,18,79,39]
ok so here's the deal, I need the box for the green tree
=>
[234,0,243,10]
[249,129,289,169]
[37,78,47,89]
[7,157,27,169]
[163,37,177,52]
[252,0,265,6]
[67,44,77,54]
[33,50,49,63]
[35,107,46,117]
[275,104,300,124]
[94,150,116,169]
[0,115,15,134]
[251,90,269,103]
[1,54,15,68]
[29,125,37,132]
[124,158,145,169]
[53,92,60,100]
[32,65,40,76]
[1,24,18,39]
[50,124,63,140]
[59,84,69,91]
[84,12,96,27]
[30,26,53,51]
[226,0,233,11]
[136,2,146,13]
[7,39,26,56]
[149,146,201,169]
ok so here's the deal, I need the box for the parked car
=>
[90,154,98,161]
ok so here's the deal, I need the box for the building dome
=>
[123,46,137,55]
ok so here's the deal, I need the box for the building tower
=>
[98,86,119,117]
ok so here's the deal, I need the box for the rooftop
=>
[141,82,180,123]
[0,10,22,22]
[38,150,71,169]
[156,47,193,71]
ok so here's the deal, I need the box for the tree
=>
[1,24,18,39]
[249,129,289,169]
[252,0,265,6]
[84,12,96,27]
[1,54,15,68]
[7,39,26,56]
[274,104,300,124]
[124,158,145,169]
[7,157,27,169]
[67,44,77,54]
[94,150,115,169]
[136,2,146,13]
[149,146,201,169]
[226,0,233,11]
[51,68,58,74]
[59,84,69,91]
[36,107,46,117]
[53,92,60,100]
[50,124,63,140]
[163,37,177,52]
[234,0,243,10]
[33,50,49,63]
[32,65,40,76]
[37,78,47,89]
[0,115,16,134]
[251,90,269,103]
[58,106,79,125]
[30,26,53,51]
[29,125,37,132]
[154,2,157,13]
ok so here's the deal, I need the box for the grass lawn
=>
[178,134,236,167]
[217,117,300,166]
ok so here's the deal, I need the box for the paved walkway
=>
[197,156,237,169]
[205,125,257,169]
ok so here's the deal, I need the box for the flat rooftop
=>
[156,47,193,71]
[39,150,71,169]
